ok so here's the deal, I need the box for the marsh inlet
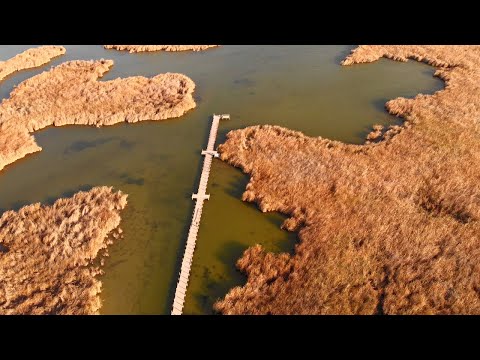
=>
[0,45,444,314]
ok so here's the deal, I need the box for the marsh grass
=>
[215,46,480,314]
[0,187,127,314]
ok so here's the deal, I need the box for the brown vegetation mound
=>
[0,187,127,314]
[215,46,480,314]
[0,46,65,82]
[0,59,196,171]
[104,45,218,53]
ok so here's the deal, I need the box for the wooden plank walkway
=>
[171,114,230,315]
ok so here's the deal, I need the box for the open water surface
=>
[0,45,443,314]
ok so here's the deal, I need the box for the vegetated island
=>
[104,45,219,53]
[0,187,127,314]
[216,45,480,315]
[0,59,196,172]
[0,46,65,82]
[0,49,199,314]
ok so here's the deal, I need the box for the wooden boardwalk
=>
[171,114,230,315]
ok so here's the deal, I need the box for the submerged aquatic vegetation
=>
[216,46,480,314]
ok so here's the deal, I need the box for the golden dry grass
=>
[0,59,196,172]
[0,187,127,315]
[0,46,65,82]
[215,46,480,315]
[104,45,219,53]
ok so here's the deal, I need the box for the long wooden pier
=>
[171,114,230,315]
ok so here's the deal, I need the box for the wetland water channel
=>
[0,45,443,314]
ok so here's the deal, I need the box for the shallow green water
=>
[0,45,443,314]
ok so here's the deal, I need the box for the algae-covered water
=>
[0,45,444,314]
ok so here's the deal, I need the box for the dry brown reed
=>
[0,187,127,314]
[215,46,480,315]
[0,46,65,82]
[104,45,218,53]
[0,59,196,172]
